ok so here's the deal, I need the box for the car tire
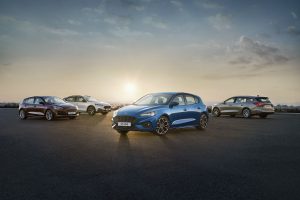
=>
[45,110,54,121]
[87,106,96,116]
[19,109,27,120]
[154,116,170,135]
[197,113,208,130]
[117,130,128,135]
[69,116,77,120]
[259,114,267,119]
[213,108,221,117]
[242,108,251,118]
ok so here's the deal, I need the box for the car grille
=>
[114,116,136,123]
[104,106,111,109]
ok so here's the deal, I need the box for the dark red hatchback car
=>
[19,96,78,121]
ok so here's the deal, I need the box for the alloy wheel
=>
[213,108,220,117]
[88,106,96,115]
[199,114,208,129]
[45,110,53,121]
[242,108,251,118]
[155,116,170,135]
[19,110,26,119]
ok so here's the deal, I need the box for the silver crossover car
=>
[213,96,275,118]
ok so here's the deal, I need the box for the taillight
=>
[254,102,264,107]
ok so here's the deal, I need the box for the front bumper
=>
[53,109,79,117]
[97,106,111,113]
[112,115,157,132]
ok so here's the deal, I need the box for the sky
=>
[0,0,300,105]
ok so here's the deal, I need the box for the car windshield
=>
[134,94,172,105]
[84,96,98,102]
[44,96,66,104]
[256,97,271,103]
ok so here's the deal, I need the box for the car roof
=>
[232,96,268,98]
[148,92,200,98]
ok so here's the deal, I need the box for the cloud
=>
[67,19,81,26]
[170,0,184,11]
[143,16,168,29]
[228,36,289,68]
[120,0,146,11]
[104,15,131,26]
[287,26,300,36]
[291,11,298,19]
[200,0,223,9]
[0,15,79,37]
[208,13,232,31]
[110,26,152,38]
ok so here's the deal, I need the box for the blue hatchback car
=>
[112,92,209,135]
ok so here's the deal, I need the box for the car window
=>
[24,98,34,104]
[34,97,44,105]
[225,98,235,103]
[171,95,185,106]
[77,96,86,102]
[235,97,247,103]
[256,97,271,103]
[66,97,75,102]
[134,94,172,105]
[246,98,255,103]
[185,95,196,105]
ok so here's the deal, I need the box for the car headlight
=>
[113,110,118,117]
[75,106,78,110]
[140,111,156,117]
[53,105,63,110]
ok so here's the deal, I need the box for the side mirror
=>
[169,101,179,108]
[223,101,226,104]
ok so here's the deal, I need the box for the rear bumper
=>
[251,108,275,115]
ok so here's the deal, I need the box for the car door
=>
[168,95,190,127]
[234,97,247,114]
[75,96,88,112]
[219,97,237,114]
[184,95,200,126]
[32,97,45,115]
[33,97,47,115]
[24,97,35,114]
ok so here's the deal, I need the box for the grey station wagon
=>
[213,96,275,118]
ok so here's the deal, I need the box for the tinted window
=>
[44,96,65,104]
[24,98,34,104]
[66,97,75,102]
[225,98,235,103]
[185,95,196,105]
[134,94,172,105]
[171,95,185,106]
[77,96,86,102]
[34,97,44,105]
[256,97,271,103]
[235,97,247,103]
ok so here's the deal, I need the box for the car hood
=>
[54,103,77,109]
[90,100,111,106]
[117,104,166,116]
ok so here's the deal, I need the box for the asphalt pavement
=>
[0,109,299,200]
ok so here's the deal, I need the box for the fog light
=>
[142,122,152,128]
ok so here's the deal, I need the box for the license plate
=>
[264,105,272,109]
[118,122,131,127]
[68,112,76,115]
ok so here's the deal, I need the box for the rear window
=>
[256,97,271,103]
[23,98,34,104]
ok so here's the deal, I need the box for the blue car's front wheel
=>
[154,116,170,135]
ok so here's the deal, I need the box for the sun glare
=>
[124,83,136,94]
